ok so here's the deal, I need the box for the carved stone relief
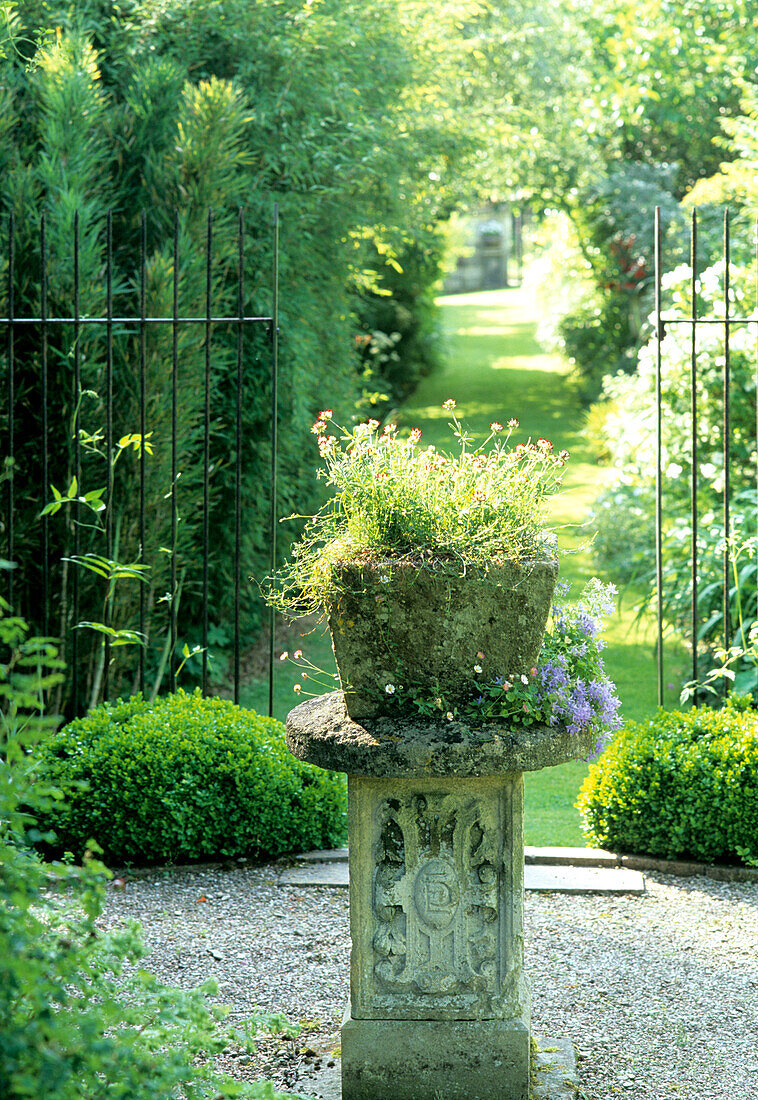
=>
[366,786,516,1017]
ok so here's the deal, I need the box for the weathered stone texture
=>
[286,691,598,777]
[340,1008,531,1100]
[284,680,594,1099]
[348,775,525,1021]
[326,558,558,718]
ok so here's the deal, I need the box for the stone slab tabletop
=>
[279,860,646,895]
[298,1035,578,1099]
[286,691,599,777]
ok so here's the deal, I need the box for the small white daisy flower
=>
[446,711,454,721]
[385,683,396,694]
[474,664,483,674]
[520,674,529,685]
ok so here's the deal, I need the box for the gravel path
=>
[99,862,758,1098]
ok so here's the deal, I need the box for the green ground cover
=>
[248,286,687,846]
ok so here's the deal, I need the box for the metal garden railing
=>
[2,205,280,717]
[654,205,755,705]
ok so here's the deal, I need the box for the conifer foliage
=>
[0,0,474,708]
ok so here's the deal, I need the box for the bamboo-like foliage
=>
[0,0,483,710]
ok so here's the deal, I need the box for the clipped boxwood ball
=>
[38,690,346,866]
[577,699,758,865]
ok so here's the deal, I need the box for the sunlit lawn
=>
[247,286,688,847]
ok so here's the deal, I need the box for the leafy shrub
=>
[355,227,446,411]
[536,164,687,398]
[0,600,308,1100]
[591,261,758,693]
[0,1,475,711]
[38,689,346,865]
[577,699,758,865]
[588,477,655,587]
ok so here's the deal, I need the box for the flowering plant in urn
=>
[269,401,570,719]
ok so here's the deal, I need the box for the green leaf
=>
[62,554,149,582]
[76,622,147,647]
[62,555,110,578]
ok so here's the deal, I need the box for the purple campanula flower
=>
[576,611,598,638]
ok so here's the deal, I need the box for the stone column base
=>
[340,1003,531,1100]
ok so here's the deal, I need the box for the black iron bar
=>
[6,214,13,607]
[268,204,280,718]
[170,211,179,694]
[202,210,212,697]
[139,211,147,694]
[690,209,698,697]
[234,208,244,705]
[41,214,49,636]
[4,208,277,709]
[654,206,664,707]
[0,314,272,325]
[723,211,731,674]
[104,211,114,702]
[72,212,81,716]
[659,317,757,326]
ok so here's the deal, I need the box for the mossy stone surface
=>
[326,558,558,720]
[286,691,597,777]
[340,1008,531,1099]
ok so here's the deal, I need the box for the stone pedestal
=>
[286,692,596,1100]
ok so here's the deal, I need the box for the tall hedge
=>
[0,0,477,709]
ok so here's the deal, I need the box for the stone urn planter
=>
[326,557,558,719]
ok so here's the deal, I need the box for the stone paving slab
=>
[299,848,349,863]
[296,1035,577,1099]
[299,845,619,867]
[532,1036,579,1098]
[524,845,618,866]
[528,865,645,895]
[282,862,350,887]
[279,860,646,895]
[295,844,758,883]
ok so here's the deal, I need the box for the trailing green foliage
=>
[577,697,758,865]
[38,689,346,865]
[0,596,312,1100]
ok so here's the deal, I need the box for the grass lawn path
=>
[401,287,686,846]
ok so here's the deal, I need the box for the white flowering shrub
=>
[592,260,758,693]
